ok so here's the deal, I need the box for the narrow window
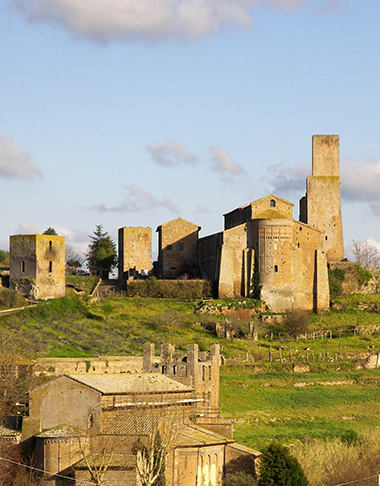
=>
[21,261,25,273]
[49,261,53,273]
[325,236,328,240]
[274,265,278,273]
[49,240,52,250]
[270,199,276,207]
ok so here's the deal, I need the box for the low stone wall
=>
[34,356,158,376]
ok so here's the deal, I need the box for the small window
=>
[21,261,25,273]
[49,240,52,250]
[176,242,184,251]
[274,265,278,273]
[325,236,328,240]
[49,261,53,273]
[167,244,172,251]
[270,199,276,207]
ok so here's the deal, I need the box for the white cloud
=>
[147,140,197,166]
[0,136,42,180]
[89,185,178,213]
[340,157,380,202]
[210,146,245,175]
[8,0,338,43]
[14,222,44,234]
[10,0,254,42]
[264,163,309,195]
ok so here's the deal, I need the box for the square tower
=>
[301,135,344,262]
[10,234,65,300]
[118,227,152,279]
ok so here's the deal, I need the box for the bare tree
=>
[134,418,176,486]
[351,239,380,268]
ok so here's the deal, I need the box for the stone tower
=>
[300,135,344,262]
[9,234,65,300]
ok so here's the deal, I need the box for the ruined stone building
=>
[9,234,65,300]
[117,134,343,313]
[156,217,201,279]
[21,343,259,486]
[118,226,152,279]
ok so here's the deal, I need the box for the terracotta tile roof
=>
[74,453,136,469]
[66,373,192,394]
[226,442,261,457]
[102,416,161,436]
[174,424,234,447]
[36,425,86,438]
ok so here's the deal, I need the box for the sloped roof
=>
[102,416,161,436]
[156,217,201,232]
[174,424,234,447]
[74,453,136,470]
[226,442,261,457]
[66,373,192,394]
[223,194,294,217]
[251,209,290,220]
[36,425,86,438]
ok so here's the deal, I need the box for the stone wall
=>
[156,217,200,279]
[9,234,65,300]
[118,226,152,279]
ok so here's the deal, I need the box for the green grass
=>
[220,364,380,449]
[2,286,380,452]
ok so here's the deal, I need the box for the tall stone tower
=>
[300,135,344,262]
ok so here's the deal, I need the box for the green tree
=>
[258,441,308,486]
[43,227,58,235]
[0,250,9,264]
[85,225,117,275]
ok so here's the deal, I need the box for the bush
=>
[328,268,345,297]
[224,471,257,486]
[283,312,309,338]
[127,278,212,299]
[0,289,25,310]
[258,441,308,486]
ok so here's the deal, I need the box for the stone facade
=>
[156,217,201,279]
[197,135,343,313]
[9,234,65,300]
[24,344,259,486]
[118,226,152,279]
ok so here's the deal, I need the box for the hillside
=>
[2,278,380,459]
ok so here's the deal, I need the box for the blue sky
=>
[1,0,380,261]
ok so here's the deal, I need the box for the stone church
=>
[120,135,344,313]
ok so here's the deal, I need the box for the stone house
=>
[9,234,65,300]
[156,217,201,279]
[23,344,259,486]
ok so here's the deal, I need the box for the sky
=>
[1,0,380,262]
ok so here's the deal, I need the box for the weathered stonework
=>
[118,226,152,279]
[9,234,65,300]
[156,217,200,279]
[24,344,260,486]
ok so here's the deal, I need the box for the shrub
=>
[283,312,309,338]
[328,268,345,297]
[258,441,308,486]
[354,263,372,287]
[224,471,257,486]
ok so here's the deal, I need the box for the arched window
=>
[274,265,278,273]
[270,199,276,207]
[49,261,53,273]
[49,240,52,250]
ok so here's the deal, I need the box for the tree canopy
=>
[43,227,58,235]
[258,441,308,486]
[85,225,117,274]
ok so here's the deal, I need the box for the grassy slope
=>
[2,278,380,450]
